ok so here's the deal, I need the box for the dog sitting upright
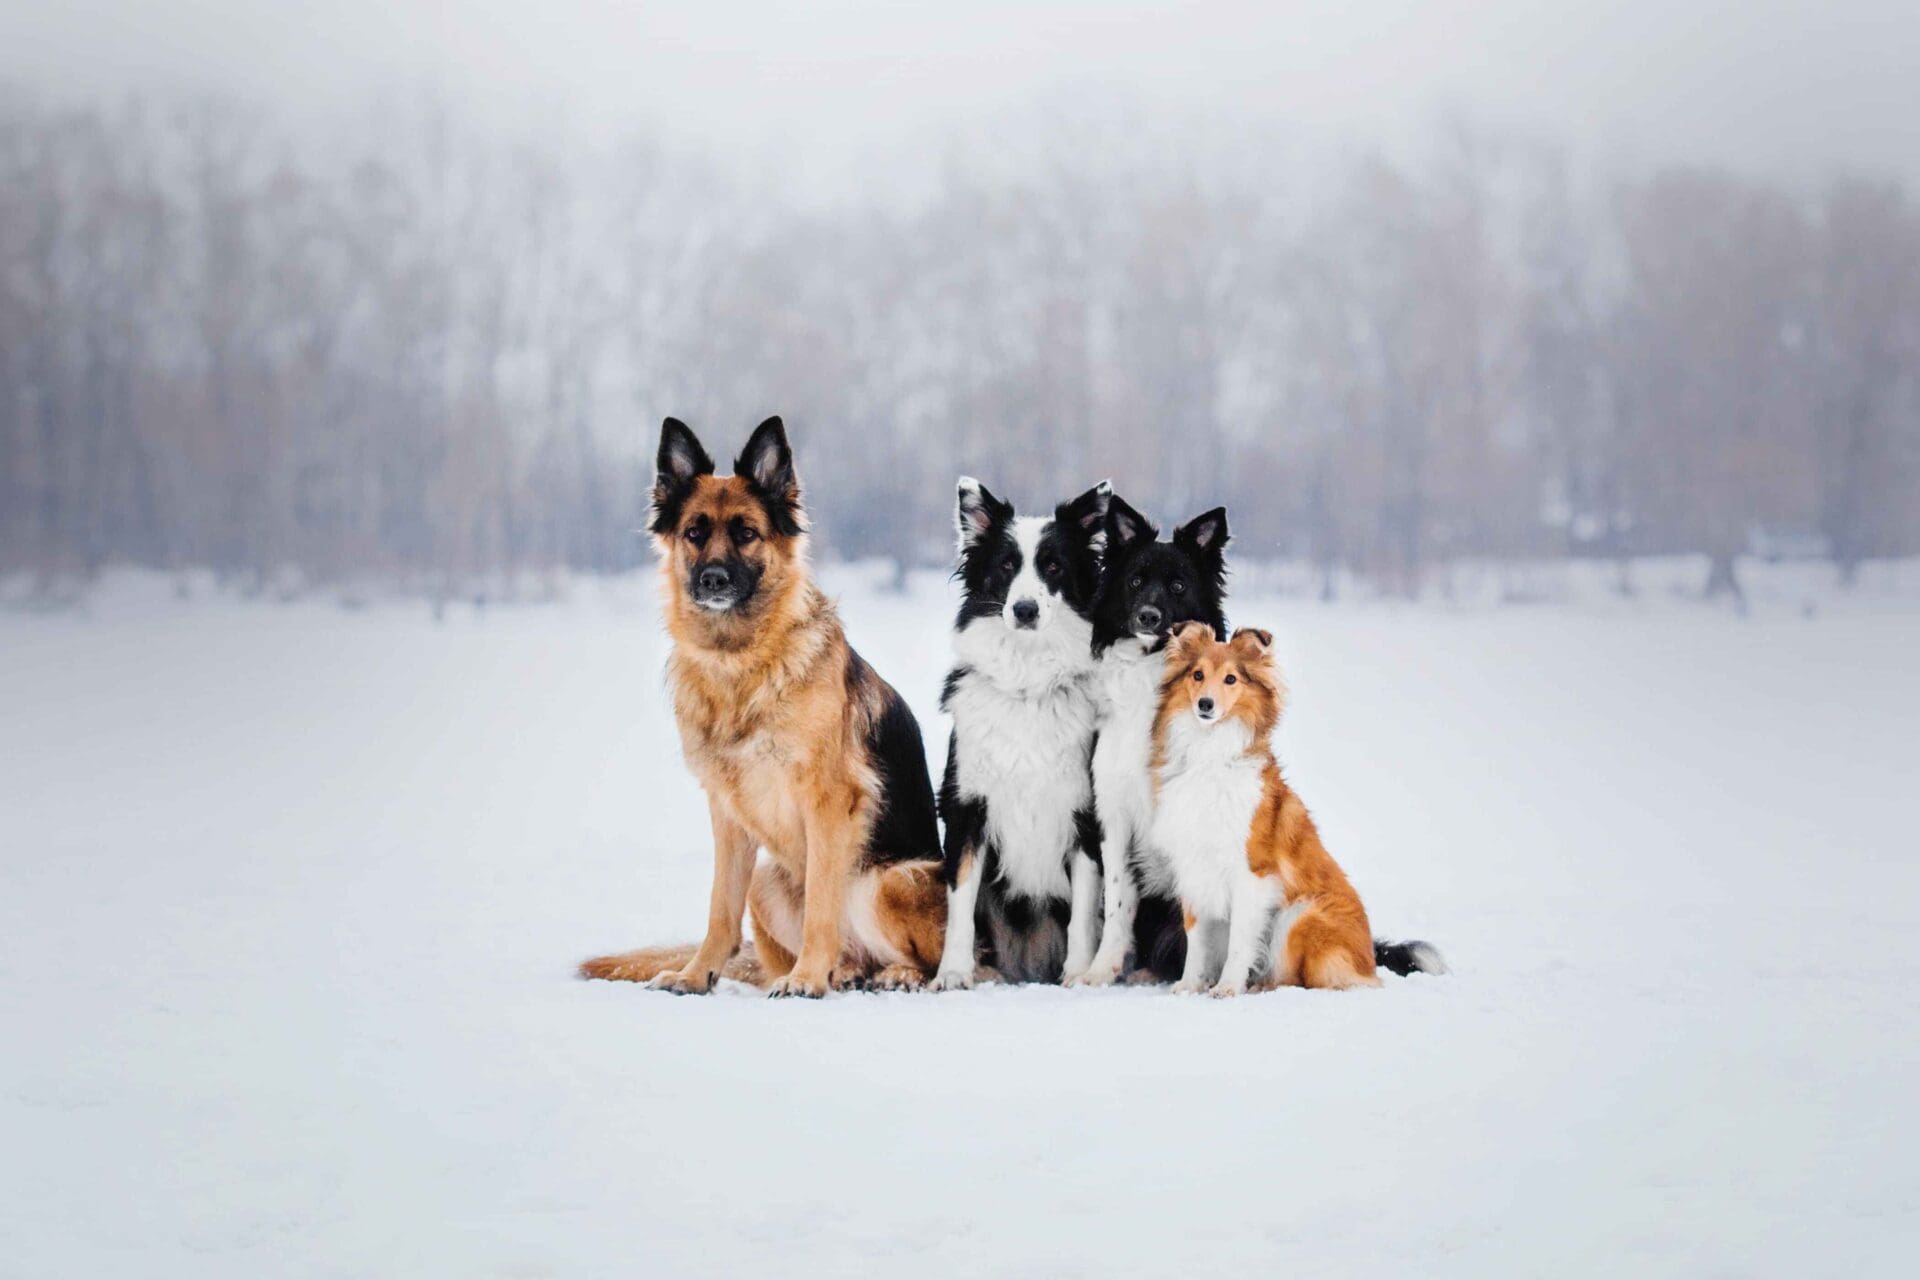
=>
[1065,497,1229,986]
[931,478,1111,989]
[1151,624,1446,993]
[580,417,946,997]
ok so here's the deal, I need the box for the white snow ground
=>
[4,561,1919,1277]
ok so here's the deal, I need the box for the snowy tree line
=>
[3,91,1917,601]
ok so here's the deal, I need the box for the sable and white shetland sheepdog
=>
[1065,496,1229,986]
[579,417,947,997]
[1150,623,1446,995]
[932,478,1112,988]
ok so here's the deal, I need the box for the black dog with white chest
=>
[1067,495,1229,985]
[932,477,1112,988]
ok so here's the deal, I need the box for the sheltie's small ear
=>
[1230,627,1274,656]
[1169,620,1213,651]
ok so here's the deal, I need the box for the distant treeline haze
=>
[3,92,1917,601]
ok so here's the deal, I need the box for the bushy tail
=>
[578,941,767,987]
[1373,938,1448,977]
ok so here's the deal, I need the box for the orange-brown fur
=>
[1154,623,1380,991]
[580,422,945,996]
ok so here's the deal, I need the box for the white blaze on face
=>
[1003,516,1055,630]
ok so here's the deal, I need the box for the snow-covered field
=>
[5,562,1919,1277]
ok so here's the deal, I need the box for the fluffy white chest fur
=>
[1148,713,1264,918]
[949,612,1098,902]
[1091,642,1161,847]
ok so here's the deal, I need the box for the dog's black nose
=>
[1196,696,1215,715]
[1134,605,1163,631]
[697,565,732,595]
[1011,599,1039,627]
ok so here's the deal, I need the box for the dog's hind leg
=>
[1279,906,1382,991]
[866,861,946,990]
[748,860,803,980]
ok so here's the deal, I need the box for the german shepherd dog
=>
[931,478,1111,989]
[579,417,946,996]
[1065,496,1228,985]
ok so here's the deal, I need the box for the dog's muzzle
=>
[692,564,742,611]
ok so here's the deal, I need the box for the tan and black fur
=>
[580,417,945,997]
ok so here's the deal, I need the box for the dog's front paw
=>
[766,970,830,999]
[647,965,717,995]
[1170,978,1208,995]
[929,966,975,992]
[1066,958,1123,988]
[870,963,927,992]
[1207,980,1247,999]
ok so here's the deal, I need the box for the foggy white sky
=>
[5,0,1918,193]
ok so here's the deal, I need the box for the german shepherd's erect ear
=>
[734,416,806,537]
[650,418,715,534]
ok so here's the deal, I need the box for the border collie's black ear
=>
[735,416,805,536]
[1105,495,1158,556]
[1057,481,1112,548]
[651,418,714,533]
[956,477,1012,553]
[1174,506,1229,555]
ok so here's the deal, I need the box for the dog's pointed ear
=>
[1168,620,1212,656]
[1230,627,1274,657]
[1057,481,1112,549]
[1174,506,1229,555]
[956,476,1012,553]
[736,415,795,495]
[735,416,805,536]
[651,418,714,533]
[658,418,714,486]
[1105,494,1157,556]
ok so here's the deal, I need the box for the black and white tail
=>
[1373,938,1448,977]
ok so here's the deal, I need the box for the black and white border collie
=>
[1065,496,1230,986]
[932,477,1111,989]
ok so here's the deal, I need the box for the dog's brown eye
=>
[1170,580,1186,596]
[734,526,758,545]
[685,524,708,546]
[1129,576,1142,589]
[1224,674,1237,685]
[1040,557,1060,578]
[1192,670,1204,682]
